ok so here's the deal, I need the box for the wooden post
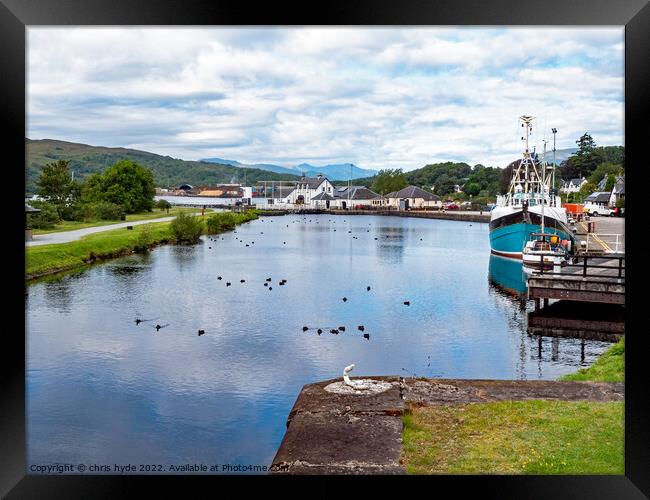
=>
[583,256,588,277]
[543,298,549,307]
[618,258,623,278]
[535,298,540,312]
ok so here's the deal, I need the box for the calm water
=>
[26,214,611,473]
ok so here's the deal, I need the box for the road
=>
[574,216,625,253]
[26,216,178,247]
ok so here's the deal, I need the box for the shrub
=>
[27,202,60,229]
[206,212,238,234]
[170,212,204,244]
[58,203,85,222]
[134,225,153,252]
[84,201,123,221]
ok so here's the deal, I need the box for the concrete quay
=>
[269,376,624,475]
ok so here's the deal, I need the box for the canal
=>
[25,214,611,472]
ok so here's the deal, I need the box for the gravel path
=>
[25,216,177,247]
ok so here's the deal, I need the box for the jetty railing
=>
[536,254,625,280]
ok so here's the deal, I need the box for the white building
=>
[385,186,442,209]
[287,174,335,205]
[330,186,386,209]
[560,177,587,194]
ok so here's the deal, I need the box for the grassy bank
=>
[403,400,623,474]
[26,210,258,281]
[32,207,199,234]
[402,337,625,474]
[560,337,625,382]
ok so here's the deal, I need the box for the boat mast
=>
[541,139,547,235]
[551,127,557,207]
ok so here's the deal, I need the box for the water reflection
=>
[488,254,528,297]
[26,214,612,473]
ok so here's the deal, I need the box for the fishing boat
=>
[489,115,575,259]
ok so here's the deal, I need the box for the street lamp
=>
[551,128,557,204]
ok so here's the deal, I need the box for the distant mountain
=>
[201,157,378,180]
[541,148,578,165]
[26,139,300,193]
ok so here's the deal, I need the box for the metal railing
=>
[535,254,625,281]
[583,233,623,253]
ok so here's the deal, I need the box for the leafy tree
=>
[575,133,596,157]
[559,134,619,181]
[84,201,123,220]
[371,169,408,195]
[588,162,623,185]
[82,160,155,213]
[577,181,597,202]
[434,174,457,196]
[37,160,76,206]
[155,199,172,213]
[604,173,616,192]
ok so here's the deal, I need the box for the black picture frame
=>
[3,0,649,497]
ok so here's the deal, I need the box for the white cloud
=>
[27,26,624,170]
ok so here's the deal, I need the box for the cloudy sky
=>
[27,27,624,170]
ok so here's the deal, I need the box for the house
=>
[287,174,335,205]
[560,177,587,194]
[386,186,442,209]
[266,186,296,205]
[610,175,625,206]
[583,191,612,207]
[330,186,386,209]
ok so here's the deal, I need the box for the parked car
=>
[583,203,615,217]
[445,203,460,210]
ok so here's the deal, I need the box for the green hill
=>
[25,139,300,194]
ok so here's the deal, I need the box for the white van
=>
[583,203,615,216]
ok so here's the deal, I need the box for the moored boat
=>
[522,232,569,272]
[489,115,575,259]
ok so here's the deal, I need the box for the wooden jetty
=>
[527,253,625,310]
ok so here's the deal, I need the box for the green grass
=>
[560,337,624,382]
[402,338,625,474]
[26,221,173,279]
[32,207,199,234]
[26,209,259,280]
[402,400,623,474]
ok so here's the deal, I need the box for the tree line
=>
[28,159,159,229]
[367,132,623,205]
